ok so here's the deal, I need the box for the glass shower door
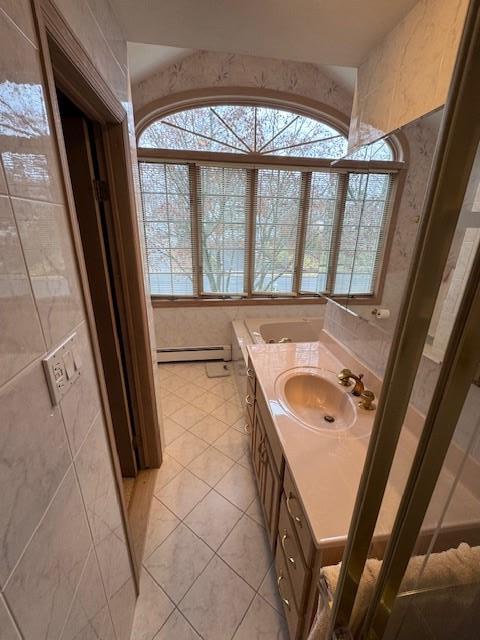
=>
[324,2,480,638]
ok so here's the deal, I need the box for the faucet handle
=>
[337,368,353,386]
[359,389,375,410]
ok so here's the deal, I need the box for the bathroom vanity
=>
[245,335,480,639]
[245,338,376,639]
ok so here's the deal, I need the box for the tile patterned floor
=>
[130,362,288,640]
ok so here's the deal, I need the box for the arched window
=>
[137,100,402,299]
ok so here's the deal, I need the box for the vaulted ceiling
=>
[114,0,417,73]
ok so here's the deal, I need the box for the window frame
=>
[136,95,407,307]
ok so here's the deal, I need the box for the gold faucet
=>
[337,368,365,396]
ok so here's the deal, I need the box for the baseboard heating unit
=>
[156,345,232,363]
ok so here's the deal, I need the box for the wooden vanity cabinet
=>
[247,360,329,640]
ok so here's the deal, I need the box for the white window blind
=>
[253,169,303,294]
[334,173,393,295]
[300,171,340,294]
[139,161,395,299]
[139,162,194,296]
[197,165,249,295]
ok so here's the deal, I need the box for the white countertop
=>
[247,334,480,550]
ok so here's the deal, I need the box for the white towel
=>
[307,544,480,640]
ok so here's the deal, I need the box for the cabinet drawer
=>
[275,544,302,640]
[279,496,310,610]
[284,466,314,565]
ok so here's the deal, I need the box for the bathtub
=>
[244,317,323,344]
[231,317,323,401]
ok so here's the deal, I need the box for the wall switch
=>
[43,333,81,406]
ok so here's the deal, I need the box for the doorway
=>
[57,90,139,483]
[36,9,163,581]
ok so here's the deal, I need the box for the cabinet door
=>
[251,411,265,488]
[262,439,281,549]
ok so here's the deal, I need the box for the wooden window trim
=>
[137,93,409,308]
[140,154,405,306]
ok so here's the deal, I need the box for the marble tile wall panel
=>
[0,1,143,639]
[0,361,71,586]
[153,303,326,349]
[60,548,116,640]
[0,595,21,640]
[12,197,85,348]
[3,468,91,640]
[349,0,469,149]
[74,413,135,630]
[0,194,45,386]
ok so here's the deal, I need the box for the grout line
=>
[2,462,74,591]
[144,362,281,638]
[0,591,25,640]
[0,7,37,49]
[56,545,94,640]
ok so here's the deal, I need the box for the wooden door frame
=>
[31,0,163,587]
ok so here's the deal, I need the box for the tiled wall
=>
[348,0,468,149]
[323,301,480,462]
[153,303,326,349]
[132,50,438,349]
[0,1,155,637]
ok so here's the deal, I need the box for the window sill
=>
[150,295,378,308]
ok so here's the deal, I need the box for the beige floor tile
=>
[184,490,242,550]
[145,524,213,604]
[218,514,272,589]
[246,496,265,528]
[179,556,254,640]
[195,375,223,391]
[175,382,205,401]
[231,417,249,434]
[160,374,186,392]
[130,570,174,640]
[216,464,258,510]
[189,415,230,444]
[258,566,285,617]
[211,380,237,401]
[154,609,200,639]
[165,431,209,466]
[237,452,252,470]
[211,401,244,426]
[214,429,250,461]
[161,394,187,418]
[170,404,209,429]
[181,366,206,382]
[153,455,184,495]
[233,594,288,640]
[187,447,234,487]
[163,418,186,446]
[189,391,224,413]
[155,469,209,519]
[144,497,180,560]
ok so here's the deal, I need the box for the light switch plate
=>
[42,333,81,406]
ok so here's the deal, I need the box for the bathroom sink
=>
[275,367,357,432]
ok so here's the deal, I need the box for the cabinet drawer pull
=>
[244,423,250,435]
[277,574,291,610]
[247,368,254,379]
[245,394,254,407]
[286,494,303,528]
[281,530,296,566]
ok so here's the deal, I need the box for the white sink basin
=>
[275,367,360,432]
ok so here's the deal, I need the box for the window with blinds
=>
[139,160,396,299]
[138,103,402,300]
